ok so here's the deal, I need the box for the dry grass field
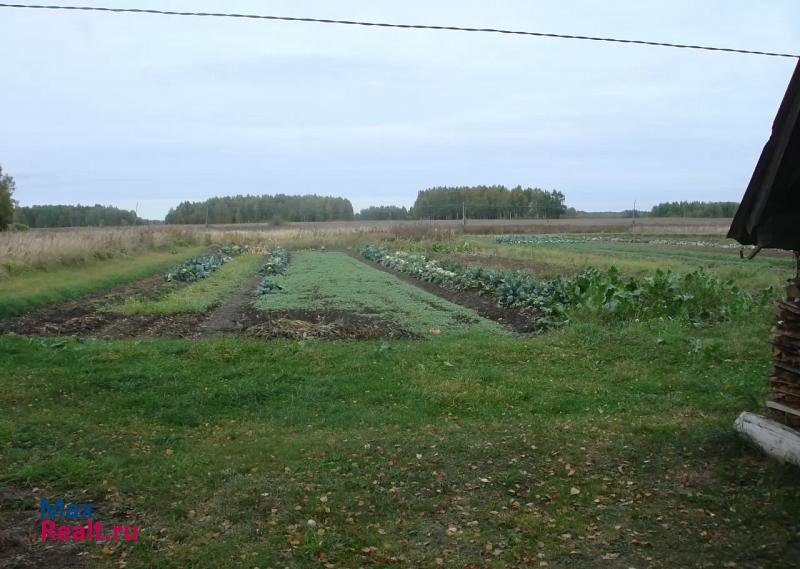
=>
[207,216,735,236]
[0,217,733,275]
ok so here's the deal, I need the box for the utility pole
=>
[205,203,210,227]
[462,201,466,227]
[632,200,637,233]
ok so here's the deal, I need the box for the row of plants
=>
[257,247,289,295]
[495,234,748,249]
[361,245,770,328]
[166,245,250,282]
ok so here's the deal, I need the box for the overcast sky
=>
[1,1,798,219]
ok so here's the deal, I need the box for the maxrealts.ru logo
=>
[39,499,139,542]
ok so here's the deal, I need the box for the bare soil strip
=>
[0,490,86,569]
[0,272,190,337]
[0,486,143,569]
[0,246,239,334]
[348,251,541,333]
[196,271,264,338]
[233,308,418,340]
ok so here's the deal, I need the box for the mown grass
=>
[255,250,502,334]
[0,246,207,318]
[1,313,799,568]
[115,253,263,314]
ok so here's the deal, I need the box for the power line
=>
[1,3,797,59]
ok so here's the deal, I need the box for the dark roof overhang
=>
[728,59,800,251]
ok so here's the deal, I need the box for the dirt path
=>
[196,271,264,338]
[345,251,541,333]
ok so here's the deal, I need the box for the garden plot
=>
[0,245,208,318]
[362,245,770,332]
[114,252,262,315]
[0,248,262,339]
[250,250,503,337]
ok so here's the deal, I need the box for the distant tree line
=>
[165,194,354,224]
[1,162,151,230]
[650,201,739,218]
[14,204,143,228]
[0,164,15,230]
[356,186,568,221]
[356,206,411,220]
[409,185,567,220]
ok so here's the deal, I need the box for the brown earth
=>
[0,487,146,569]
[233,308,419,340]
[0,271,194,338]
[0,490,86,569]
[196,271,264,338]
[0,308,209,340]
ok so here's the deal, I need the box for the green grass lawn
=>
[0,246,207,317]
[1,313,798,568]
[2,239,799,568]
[115,253,263,314]
[255,250,503,334]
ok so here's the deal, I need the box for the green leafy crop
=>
[256,247,289,295]
[361,245,771,329]
[166,245,250,283]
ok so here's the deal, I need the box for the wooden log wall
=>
[768,292,800,428]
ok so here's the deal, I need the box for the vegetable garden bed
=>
[0,247,263,339]
[114,252,262,315]
[362,245,770,331]
[254,250,503,336]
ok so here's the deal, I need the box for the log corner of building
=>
[730,59,800,461]
[768,292,800,430]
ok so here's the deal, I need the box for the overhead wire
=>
[0,2,797,59]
